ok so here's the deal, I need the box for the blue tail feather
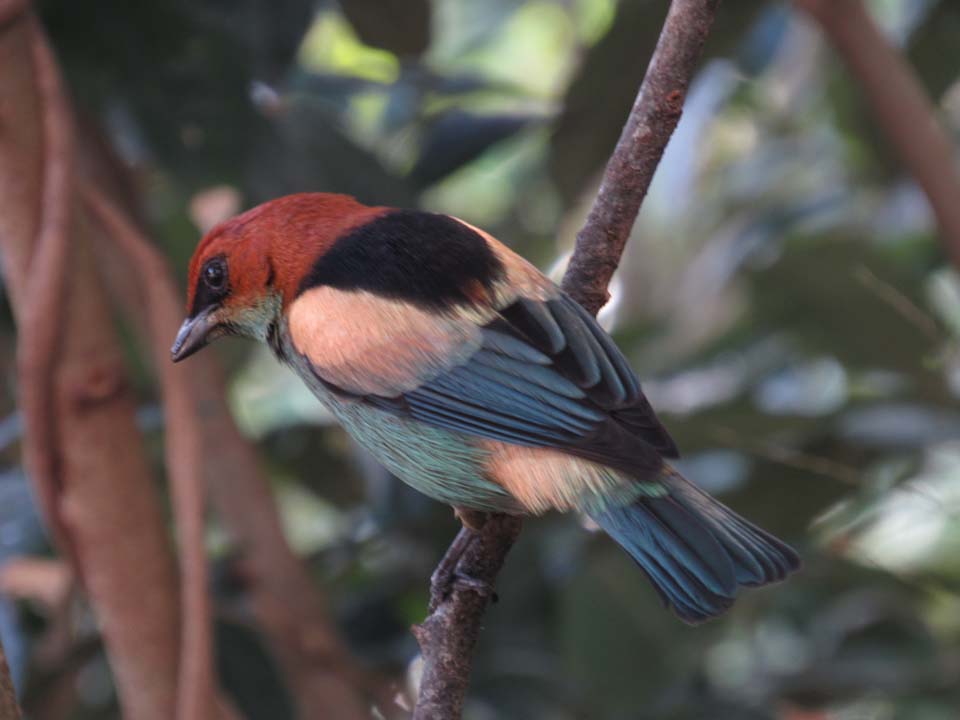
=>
[590,474,800,624]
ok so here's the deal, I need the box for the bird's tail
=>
[589,465,800,624]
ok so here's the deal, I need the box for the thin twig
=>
[854,265,940,341]
[83,188,229,720]
[710,426,861,486]
[412,1,720,717]
[796,0,960,267]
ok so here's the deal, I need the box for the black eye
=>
[203,260,227,291]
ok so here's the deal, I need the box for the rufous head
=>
[171,192,384,361]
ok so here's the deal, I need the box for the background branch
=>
[84,189,231,720]
[412,1,720,717]
[795,0,960,266]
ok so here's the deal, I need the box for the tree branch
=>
[562,0,720,314]
[412,1,720,717]
[412,515,523,719]
[795,0,960,267]
[84,188,232,720]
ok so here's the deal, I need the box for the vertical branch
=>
[84,189,231,720]
[795,0,960,267]
[412,1,720,717]
[14,14,75,558]
[0,639,21,720]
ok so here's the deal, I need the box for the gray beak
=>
[171,307,217,362]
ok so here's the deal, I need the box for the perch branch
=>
[795,0,960,267]
[412,515,522,719]
[412,1,720,717]
[562,0,720,313]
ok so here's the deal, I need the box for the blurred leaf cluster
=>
[1,0,960,717]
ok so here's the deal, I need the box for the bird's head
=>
[171,192,384,361]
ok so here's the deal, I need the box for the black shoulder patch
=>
[297,210,505,307]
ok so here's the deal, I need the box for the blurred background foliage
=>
[2,0,960,718]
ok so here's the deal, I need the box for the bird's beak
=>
[171,307,217,362]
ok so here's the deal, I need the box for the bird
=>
[171,192,800,623]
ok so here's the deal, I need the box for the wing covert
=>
[289,286,677,468]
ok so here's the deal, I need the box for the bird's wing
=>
[288,283,677,474]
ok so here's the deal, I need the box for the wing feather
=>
[287,227,678,474]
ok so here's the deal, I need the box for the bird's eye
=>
[203,260,227,291]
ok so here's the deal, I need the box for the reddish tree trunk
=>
[0,12,181,719]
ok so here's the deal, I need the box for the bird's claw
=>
[429,569,497,613]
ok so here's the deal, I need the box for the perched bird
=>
[172,193,799,623]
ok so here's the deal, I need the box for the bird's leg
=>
[429,525,476,613]
[454,507,487,532]
[428,509,496,613]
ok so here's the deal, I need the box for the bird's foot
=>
[452,572,498,603]
[428,518,497,613]
[429,566,497,613]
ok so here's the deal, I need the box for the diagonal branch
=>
[562,0,720,313]
[795,0,960,268]
[412,2,720,717]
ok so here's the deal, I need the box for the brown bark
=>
[0,10,182,719]
[412,1,721,717]
[411,516,522,719]
[561,0,721,314]
[84,190,225,720]
[0,638,20,720]
[795,0,960,267]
